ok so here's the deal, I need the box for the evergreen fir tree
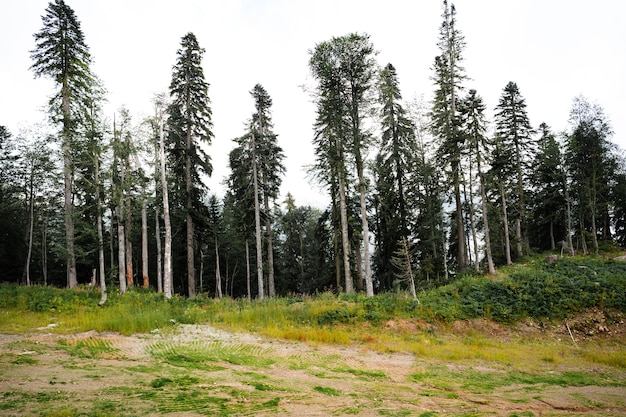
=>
[30,0,102,288]
[309,33,377,295]
[375,63,416,290]
[430,0,468,270]
[250,84,285,297]
[529,123,567,251]
[494,81,535,258]
[458,89,495,274]
[566,96,617,254]
[167,32,213,298]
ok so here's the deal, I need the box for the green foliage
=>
[10,355,38,365]
[1,256,624,337]
[411,366,625,395]
[148,340,275,369]
[57,338,118,358]
[417,257,626,322]
[313,385,341,396]
[0,284,99,313]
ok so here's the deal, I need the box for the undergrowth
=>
[0,256,624,338]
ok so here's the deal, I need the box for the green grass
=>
[56,338,119,358]
[1,255,624,338]
[314,385,342,396]
[9,355,38,364]
[147,340,276,369]
[410,366,626,395]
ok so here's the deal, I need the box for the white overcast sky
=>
[1,0,624,209]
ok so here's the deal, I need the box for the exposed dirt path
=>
[1,323,625,416]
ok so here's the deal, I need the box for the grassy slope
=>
[0,254,625,337]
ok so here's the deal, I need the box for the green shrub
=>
[1,255,624,335]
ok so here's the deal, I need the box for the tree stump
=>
[545,255,558,264]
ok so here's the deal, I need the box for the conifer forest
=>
[2,0,625,300]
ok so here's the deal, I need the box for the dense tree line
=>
[1,0,624,298]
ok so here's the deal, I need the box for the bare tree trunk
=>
[41,224,48,285]
[580,216,588,256]
[245,240,251,301]
[62,86,77,289]
[25,169,34,286]
[470,180,480,272]
[215,235,222,299]
[515,218,523,260]
[478,173,495,275]
[158,104,173,299]
[334,228,341,291]
[500,182,513,265]
[355,245,364,291]
[563,169,575,257]
[453,162,467,269]
[153,117,163,293]
[96,153,107,306]
[141,200,149,288]
[463,173,480,272]
[515,141,525,259]
[186,130,195,298]
[155,207,162,293]
[109,208,115,271]
[122,122,133,289]
[264,193,275,297]
[331,193,341,291]
[97,211,106,305]
[199,249,204,294]
[63,141,77,288]
[251,133,264,299]
[400,237,417,301]
[441,209,449,281]
[550,221,556,251]
[358,169,373,296]
[125,192,133,288]
[117,205,127,295]
[338,171,353,293]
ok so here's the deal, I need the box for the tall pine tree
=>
[494,81,535,259]
[566,96,616,254]
[167,32,213,297]
[459,89,495,274]
[375,63,416,289]
[309,39,354,293]
[250,84,285,297]
[30,0,101,288]
[430,0,468,270]
[309,33,377,295]
[529,123,567,251]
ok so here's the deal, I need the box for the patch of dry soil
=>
[1,323,625,416]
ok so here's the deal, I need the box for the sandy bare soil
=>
[1,321,625,416]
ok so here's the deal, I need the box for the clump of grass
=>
[332,366,386,380]
[411,366,626,395]
[581,349,626,369]
[150,375,198,388]
[314,385,341,396]
[57,338,119,359]
[261,324,351,344]
[9,355,38,365]
[148,340,275,369]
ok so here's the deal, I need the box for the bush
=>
[1,255,623,335]
[0,283,99,313]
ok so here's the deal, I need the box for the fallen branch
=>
[565,321,578,347]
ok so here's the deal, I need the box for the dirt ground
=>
[1,315,625,416]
